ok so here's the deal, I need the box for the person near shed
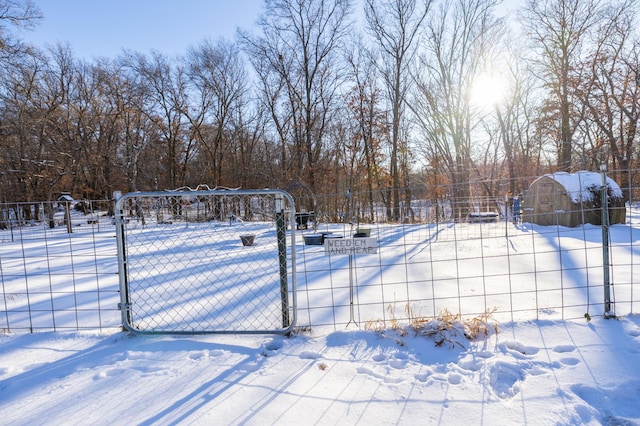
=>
[512,195,521,224]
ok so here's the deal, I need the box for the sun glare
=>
[471,73,507,109]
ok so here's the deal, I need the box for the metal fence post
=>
[64,201,73,234]
[276,194,290,328]
[114,191,132,328]
[505,194,509,237]
[601,165,613,317]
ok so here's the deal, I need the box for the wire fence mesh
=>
[1,170,639,334]
[0,200,120,333]
[113,190,297,334]
[294,218,638,330]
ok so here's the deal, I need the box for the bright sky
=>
[24,0,264,60]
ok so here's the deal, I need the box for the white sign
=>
[324,237,377,256]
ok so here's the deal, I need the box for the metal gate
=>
[114,189,297,334]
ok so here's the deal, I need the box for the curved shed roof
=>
[535,171,623,203]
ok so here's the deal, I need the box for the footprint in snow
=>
[299,351,322,360]
[552,345,580,365]
[261,339,285,357]
[209,349,224,357]
[133,365,167,377]
[264,339,284,351]
[488,361,524,399]
[627,327,640,337]
[389,359,407,369]
[415,372,430,383]
[370,351,407,369]
[448,373,463,385]
[553,344,575,353]
[189,351,208,361]
[357,366,403,384]
[457,359,483,372]
[502,340,539,357]
[559,357,580,366]
[372,353,386,362]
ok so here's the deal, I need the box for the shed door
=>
[536,183,556,212]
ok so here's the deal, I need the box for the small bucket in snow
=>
[240,234,255,246]
[303,234,323,245]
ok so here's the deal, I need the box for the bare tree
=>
[239,0,352,205]
[185,38,249,187]
[0,0,41,59]
[412,0,503,220]
[242,36,291,186]
[365,0,431,221]
[0,50,46,202]
[574,0,639,199]
[344,38,389,222]
[24,44,76,203]
[123,51,194,190]
[83,58,152,197]
[522,0,602,172]
[491,36,549,196]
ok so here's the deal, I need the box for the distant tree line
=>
[1,0,640,221]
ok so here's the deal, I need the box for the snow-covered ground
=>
[1,211,640,424]
[1,316,639,425]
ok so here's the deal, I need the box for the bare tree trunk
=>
[523,0,601,172]
[239,0,351,195]
[412,0,502,222]
[365,0,431,222]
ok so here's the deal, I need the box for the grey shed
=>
[521,171,625,227]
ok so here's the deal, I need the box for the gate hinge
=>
[118,302,132,311]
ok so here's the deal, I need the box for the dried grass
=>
[364,304,499,348]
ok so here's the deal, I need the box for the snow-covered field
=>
[1,210,640,424]
[1,316,639,424]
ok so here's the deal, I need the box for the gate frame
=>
[114,188,298,334]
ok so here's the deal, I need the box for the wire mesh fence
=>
[0,200,120,333]
[113,189,297,334]
[293,218,638,330]
[1,171,639,334]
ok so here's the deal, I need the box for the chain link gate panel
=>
[115,189,297,334]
